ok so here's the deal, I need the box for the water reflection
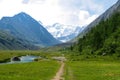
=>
[20,55,40,62]
[9,55,40,64]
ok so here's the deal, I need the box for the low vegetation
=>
[0,50,120,80]
[65,61,120,80]
[0,61,60,80]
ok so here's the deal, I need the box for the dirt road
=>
[51,61,65,80]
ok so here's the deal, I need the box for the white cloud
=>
[22,0,47,4]
[78,10,99,26]
[79,11,90,21]
[86,15,99,25]
[0,0,2,2]
[0,0,116,26]
[22,0,29,4]
[58,0,104,14]
[0,0,23,18]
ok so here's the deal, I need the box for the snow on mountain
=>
[44,23,85,42]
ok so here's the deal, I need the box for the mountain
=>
[78,0,120,38]
[45,23,84,42]
[0,30,38,50]
[0,12,60,46]
[72,0,120,55]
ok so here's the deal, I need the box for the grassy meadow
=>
[0,50,120,80]
[0,50,62,80]
[65,61,120,80]
[0,61,60,80]
[0,50,62,63]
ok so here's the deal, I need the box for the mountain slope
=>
[0,30,38,50]
[72,0,120,55]
[0,12,60,46]
[45,23,84,42]
[78,0,120,38]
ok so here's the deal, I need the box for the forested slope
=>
[72,13,120,55]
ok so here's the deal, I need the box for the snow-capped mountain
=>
[45,23,85,42]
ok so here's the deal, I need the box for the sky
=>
[0,0,118,26]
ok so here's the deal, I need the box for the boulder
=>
[11,56,21,61]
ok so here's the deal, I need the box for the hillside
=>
[0,30,38,50]
[78,0,120,38]
[70,0,120,56]
[72,12,120,55]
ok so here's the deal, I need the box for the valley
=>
[0,0,120,80]
[0,50,120,80]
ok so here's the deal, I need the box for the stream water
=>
[1,55,40,64]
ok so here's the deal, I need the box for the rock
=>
[102,53,106,56]
[11,56,21,61]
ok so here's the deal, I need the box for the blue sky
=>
[0,0,118,26]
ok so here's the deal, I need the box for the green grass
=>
[65,61,120,80]
[0,61,60,80]
[0,50,63,63]
[0,50,62,80]
[1,50,120,80]
[0,50,38,62]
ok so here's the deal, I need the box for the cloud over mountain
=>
[0,0,118,26]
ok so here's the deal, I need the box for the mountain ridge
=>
[78,0,120,38]
[72,0,120,55]
[45,23,84,42]
[0,12,61,47]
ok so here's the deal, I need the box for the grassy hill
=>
[0,30,38,50]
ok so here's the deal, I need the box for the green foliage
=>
[74,12,120,55]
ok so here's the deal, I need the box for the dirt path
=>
[51,61,65,80]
